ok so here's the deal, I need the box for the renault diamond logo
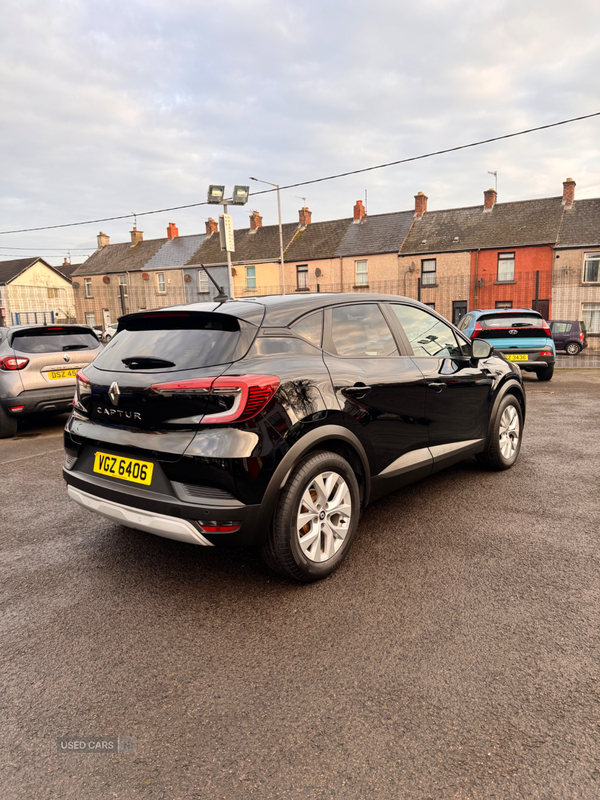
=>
[108,381,120,407]
[508,329,518,335]
[63,354,71,362]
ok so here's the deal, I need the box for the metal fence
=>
[0,285,76,327]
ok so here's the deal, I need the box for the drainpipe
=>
[339,256,343,292]
[473,248,481,309]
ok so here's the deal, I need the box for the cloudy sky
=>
[1,0,600,266]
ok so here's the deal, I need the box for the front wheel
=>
[261,451,360,582]
[476,395,523,471]
[565,342,581,356]
[536,365,554,381]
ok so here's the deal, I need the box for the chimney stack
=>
[298,207,312,227]
[97,231,109,248]
[483,188,497,211]
[130,226,143,246]
[414,192,428,218]
[205,217,218,236]
[562,177,576,207]
[167,222,179,240]
[353,200,366,222]
[249,210,263,230]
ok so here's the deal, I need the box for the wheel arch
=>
[485,379,526,447]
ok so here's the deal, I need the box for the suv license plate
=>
[48,368,80,380]
[93,452,154,485]
[505,354,528,361]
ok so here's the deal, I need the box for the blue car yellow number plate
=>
[93,451,153,485]
[505,354,528,361]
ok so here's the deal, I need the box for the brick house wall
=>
[552,248,600,350]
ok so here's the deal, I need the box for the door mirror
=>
[472,338,493,360]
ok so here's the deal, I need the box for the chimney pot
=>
[483,188,497,211]
[298,207,312,227]
[205,217,218,236]
[249,210,263,230]
[353,200,366,222]
[167,222,179,240]
[562,178,576,207]
[414,192,428,218]
[130,227,143,246]
[97,231,109,248]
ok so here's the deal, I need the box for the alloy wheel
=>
[296,471,352,562]
[499,405,520,460]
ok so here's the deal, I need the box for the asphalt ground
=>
[1,370,600,800]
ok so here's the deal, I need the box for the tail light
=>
[74,371,91,408]
[0,356,29,370]
[471,321,483,338]
[580,332,585,340]
[539,350,554,357]
[542,319,551,334]
[151,374,280,424]
[198,521,241,533]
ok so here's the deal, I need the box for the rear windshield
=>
[479,314,543,329]
[12,328,100,353]
[92,312,257,372]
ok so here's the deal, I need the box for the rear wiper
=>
[122,356,176,369]
[63,344,89,351]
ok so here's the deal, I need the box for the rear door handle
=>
[344,383,372,399]
[428,382,447,392]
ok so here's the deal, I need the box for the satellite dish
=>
[184,274,192,282]
[315,268,322,277]
[231,268,237,276]
[102,275,110,284]
[72,281,80,289]
[142,273,149,281]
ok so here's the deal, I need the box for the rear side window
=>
[552,322,572,333]
[457,314,472,331]
[479,314,542,328]
[291,310,323,347]
[92,312,257,372]
[12,329,100,353]
[330,304,398,358]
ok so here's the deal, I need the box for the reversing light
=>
[0,356,29,370]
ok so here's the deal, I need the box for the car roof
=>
[472,308,541,318]
[150,292,430,328]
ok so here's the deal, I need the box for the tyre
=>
[0,405,18,439]
[104,334,112,343]
[565,342,581,356]
[476,394,523,471]
[261,450,361,582]
[536,364,554,381]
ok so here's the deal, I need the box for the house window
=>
[355,260,368,286]
[582,303,600,334]
[156,273,166,294]
[84,278,93,298]
[583,253,600,283]
[85,312,96,327]
[297,264,308,290]
[246,266,256,290]
[495,300,513,309]
[421,259,436,286]
[47,288,59,298]
[198,270,210,293]
[118,275,127,286]
[497,252,515,282]
[424,302,436,309]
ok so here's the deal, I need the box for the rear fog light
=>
[9,405,25,412]
[539,351,553,357]
[198,521,241,533]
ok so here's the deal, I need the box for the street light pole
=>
[222,201,235,300]
[250,177,285,295]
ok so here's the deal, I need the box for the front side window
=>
[297,264,308,290]
[84,278,93,298]
[330,304,397,357]
[497,252,515,282]
[246,266,256,290]
[582,303,600,333]
[156,273,166,293]
[355,260,368,286]
[583,253,600,282]
[198,270,210,293]
[391,304,463,358]
[421,258,436,286]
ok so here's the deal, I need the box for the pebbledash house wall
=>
[397,251,471,320]
[552,248,600,350]
[469,245,554,314]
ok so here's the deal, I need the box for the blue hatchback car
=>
[457,308,556,381]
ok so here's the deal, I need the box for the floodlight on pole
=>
[207,185,225,204]
[249,176,286,295]
[232,185,250,205]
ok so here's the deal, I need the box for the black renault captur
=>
[63,294,526,581]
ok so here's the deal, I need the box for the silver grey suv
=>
[0,324,102,438]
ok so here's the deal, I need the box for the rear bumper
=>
[1,386,75,415]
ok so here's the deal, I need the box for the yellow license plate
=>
[47,368,80,380]
[505,354,528,361]
[93,452,154,485]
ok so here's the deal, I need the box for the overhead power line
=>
[1,110,599,237]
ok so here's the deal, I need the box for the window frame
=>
[246,266,256,290]
[583,252,600,283]
[85,312,96,327]
[421,258,437,286]
[497,252,515,282]
[198,270,210,294]
[495,300,513,309]
[84,278,93,298]
[296,264,309,290]
[354,259,368,287]
[156,272,166,294]
[582,302,600,334]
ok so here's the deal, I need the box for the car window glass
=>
[291,310,323,347]
[12,330,100,353]
[391,305,462,358]
[457,314,472,331]
[553,322,571,333]
[331,304,398,358]
[479,314,542,328]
